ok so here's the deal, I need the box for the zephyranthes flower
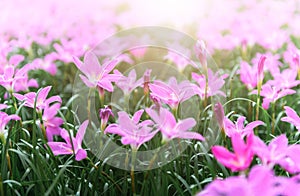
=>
[48,120,89,161]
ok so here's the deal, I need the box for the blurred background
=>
[1,0,299,53]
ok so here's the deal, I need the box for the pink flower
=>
[31,53,58,75]
[42,103,64,141]
[115,69,144,95]
[252,84,295,109]
[214,102,225,130]
[252,134,288,167]
[99,105,114,131]
[0,64,37,92]
[223,116,264,138]
[195,40,207,67]
[212,133,254,172]
[281,106,300,131]
[257,55,266,86]
[239,61,258,90]
[48,120,89,161]
[279,144,300,174]
[104,109,156,149]
[252,52,282,77]
[14,86,62,112]
[192,69,227,99]
[267,69,300,89]
[214,102,263,137]
[164,50,191,72]
[130,47,147,58]
[0,111,20,142]
[149,77,197,110]
[146,107,204,142]
[198,165,300,196]
[73,51,122,91]
[0,104,7,110]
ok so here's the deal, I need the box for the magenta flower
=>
[130,47,147,59]
[0,104,7,110]
[279,144,300,174]
[257,55,266,87]
[195,40,207,67]
[99,105,114,131]
[42,103,64,141]
[192,69,227,99]
[252,84,295,109]
[14,86,62,112]
[239,61,258,90]
[214,102,264,137]
[115,69,144,95]
[31,52,58,75]
[223,116,264,138]
[143,69,151,95]
[164,50,191,72]
[252,52,282,77]
[48,120,89,161]
[214,102,225,130]
[73,51,122,91]
[146,107,204,142]
[149,77,197,110]
[267,69,300,89]
[252,134,289,167]
[0,111,20,142]
[197,176,249,196]
[104,109,156,150]
[0,64,37,92]
[281,106,300,131]
[198,165,300,196]
[212,133,254,172]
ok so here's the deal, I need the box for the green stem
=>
[0,175,4,196]
[255,87,261,135]
[38,112,47,141]
[272,102,276,135]
[124,94,130,113]
[131,148,137,196]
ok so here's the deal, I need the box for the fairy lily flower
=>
[267,69,300,89]
[0,64,36,92]
[13,86,62,112]
[149,77,197,110]
[115,69,144,95]
[0,104,7,110]
[257,55,266,91]
[214,102,264,137]
[146,107,204,143]
[31,52,58,75]
[48,120,89,161]
[251,84,295,109]
[0,111,20,143]
[192,69,227,99]
[42,103,64,141]
[195,40,207,68]
[99,105,114,131]
[281,106,300,131]
[212,133,254,172]
[252,134,288,167]
[239,61,258,90]
[223,116,264,138]
[279,144,300,174]
[143,69,151,95]
[198,165,300,196]
[104,109,156,150]
[164,50,191,72]
[73,51,122,91]
[214,102,225,131]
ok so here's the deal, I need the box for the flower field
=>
[1,0,300,195]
